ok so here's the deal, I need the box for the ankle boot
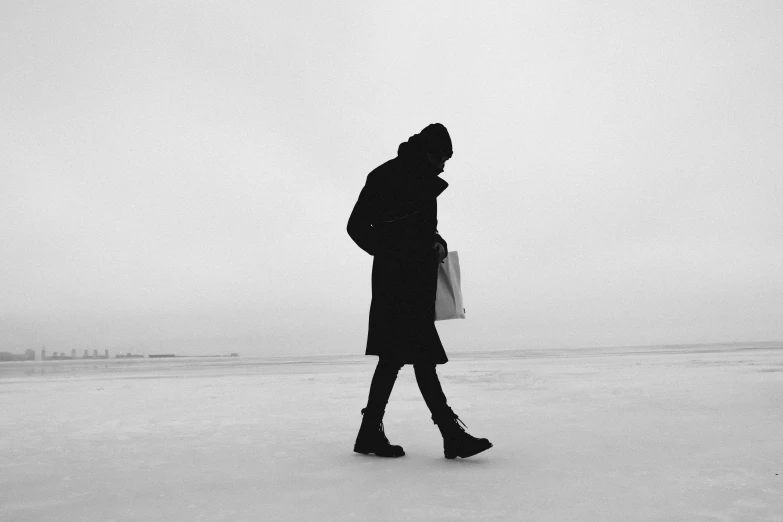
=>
[433,410,493,459]
[353,408,405,458]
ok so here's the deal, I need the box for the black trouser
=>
[365,358,452,421]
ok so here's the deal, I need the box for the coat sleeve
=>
[347,183,379,256]
[434,229,448,254]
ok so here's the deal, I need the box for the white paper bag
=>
[435,251,466,321]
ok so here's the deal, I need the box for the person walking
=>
[347,123,493,459]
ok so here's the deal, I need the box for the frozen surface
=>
[1,345,782,521]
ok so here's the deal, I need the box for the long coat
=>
[347,153,449,365]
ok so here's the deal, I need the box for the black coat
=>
[347,146,449,365]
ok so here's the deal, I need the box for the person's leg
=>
[355,357,405,457]
[413,364,452,419]
[366,357,404,413]
[414,363,493,459]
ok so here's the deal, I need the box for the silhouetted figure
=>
[348,123,492,459]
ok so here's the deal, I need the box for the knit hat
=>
[419,123,453,159]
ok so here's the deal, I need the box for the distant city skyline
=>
[0,346,238,361]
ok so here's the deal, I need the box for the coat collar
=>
[430,175,449,198]
[397,158,449,198]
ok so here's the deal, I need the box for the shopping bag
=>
[435,250,466,321]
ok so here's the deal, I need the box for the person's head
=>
[426,151,450,174]
[419,123,452,174]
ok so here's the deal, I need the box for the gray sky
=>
[2,1,782,357]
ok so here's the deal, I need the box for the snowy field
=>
[1,344,782,521]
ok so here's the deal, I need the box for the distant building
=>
[0,352,30,362]
[41,347,46,360]
[116,353,144,359]
[25,349,35,361]
[71,349,77,359]
[93,349,98,358]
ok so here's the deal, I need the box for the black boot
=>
[433,410,492,459]
[353,408,405,458]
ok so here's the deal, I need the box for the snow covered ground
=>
[1,344,782,521]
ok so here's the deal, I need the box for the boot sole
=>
[445,441,493,459]
[354,445,405,458]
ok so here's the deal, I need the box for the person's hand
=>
[432,242,447,263]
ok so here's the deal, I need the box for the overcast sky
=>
[2,1,782,357]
